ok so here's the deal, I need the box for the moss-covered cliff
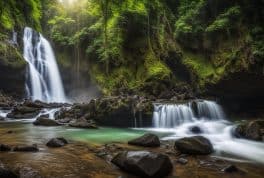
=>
[1,0,263,102]
[0,0,43,97]
[41,0,263,102]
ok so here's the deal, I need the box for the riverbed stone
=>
[7,106,40,119]
[174,136,213,155]
[33,117,60,126]
[69,118,98,129]
[190,126,203,134]
[0,162,17,178]
[234,120,264,141]
[13,144,39,152]
[46,137,68,148]
[111,151,172,177]
[0,144,11,151]
[176,158,188,165]
[221,165,239,173]
[128,133,160,147]
[17,166,43,178]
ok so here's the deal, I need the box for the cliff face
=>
[0,0,42,97]
[0,39,26,97]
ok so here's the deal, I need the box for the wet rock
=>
[46,137,68,148]
[0,144,11,151]
[69,118,98,129]
[234,120,264,141]
[221,165,239,173]
[174,136,213,155]
[176,158,188,165]
[33,117,60,126]
[13,144,39,152]
[0,162,17,178]
[190,126,203,134]
[56,96,154,127]
[56,117,71,124]
[17,166,42,178]
[23,100,69,109]
[7,106,40,119]
[111,151,172,178]
[128,133,160,147]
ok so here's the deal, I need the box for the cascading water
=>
[23,27,66,103]
[149,100,264,164]
[153,100,225,128]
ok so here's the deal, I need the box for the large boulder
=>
[69,118,98,129]
[13,144,39,152]
[234,120,264,141]
[111,151,172,178]
[33,117,60,126]
[56,96,154,127]
[128,133,160,147]
[7,106,40,119]
[46,137,68,148]
[174,136,213,155]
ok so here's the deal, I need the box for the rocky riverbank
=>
[0,125,263,178]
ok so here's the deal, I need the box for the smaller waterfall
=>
[23,27,67,103]
[153,100,225,128]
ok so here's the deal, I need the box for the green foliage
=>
[0,0,42,31]
[144,51,171,80]
[250,26,264,61]
[0,42,26,69]
[206,6,241,33]
[175,0,205,37]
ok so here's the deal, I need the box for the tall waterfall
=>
[23,27,66,103]
[153,100,225,128]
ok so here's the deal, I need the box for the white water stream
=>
[143,100,264,164]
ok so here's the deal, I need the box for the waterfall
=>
[23,27,67,103]
[153,100,225,128]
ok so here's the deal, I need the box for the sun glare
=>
[58,0,77,5]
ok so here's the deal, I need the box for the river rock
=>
[56,117,72,123]
[190,126,203,134]
[234,120,264,141]
[46,137,68,147]
[17,166,42,178]
[7,106,40,119]
[0,162,17,178]
[128,133,160,147]
[221,165,239,173]
[33,117,60,126]
[176,158,188,165]
[111,151,172,177]
[23,100,69,109]
[13,144,39,152]
[69,118,98,129]
[174,136,213,155]
[0,144,11,151]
